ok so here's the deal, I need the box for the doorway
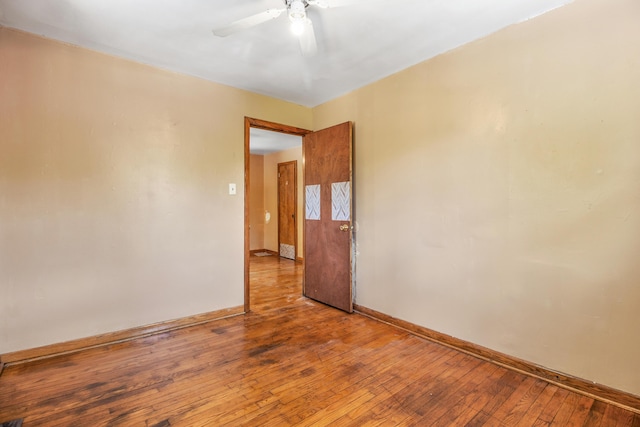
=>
[244,118,354,314]
[244,118,310,312]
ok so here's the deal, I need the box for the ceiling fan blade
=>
[212,8,285,37]
[307,0,366,8]
[298,19,318,57]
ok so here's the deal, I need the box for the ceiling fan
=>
[212,0,364,57]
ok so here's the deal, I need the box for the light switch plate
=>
[229,183,236,195]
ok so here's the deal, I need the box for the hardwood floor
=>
[1,255,638,426]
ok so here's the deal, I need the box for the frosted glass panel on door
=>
[305,184,320,220]
[332,182,350,221]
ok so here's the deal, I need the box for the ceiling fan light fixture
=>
[290,19,306,36]
[288,0,307,35]
[288,0,307,20]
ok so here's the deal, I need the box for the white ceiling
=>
[0,0,573,107]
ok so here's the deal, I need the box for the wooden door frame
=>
[277,160,298,261]
[244,117,311,312]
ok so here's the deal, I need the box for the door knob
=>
[339,224,350,232]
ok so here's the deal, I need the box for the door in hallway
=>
[278,161,297,260]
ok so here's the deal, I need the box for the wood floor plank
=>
[442,365,509,425]
[516,383,561,427]
[537,386,571,424]
[1,254,637,426]
[551,392,581,425]
[409,356,486,422]
[600,403,637,426]
[564,395,597,427]
[582,399,607,427]
[488,375,540,422]
[465,370,524,424]
[428,362,502,426]
[500,378,549,426]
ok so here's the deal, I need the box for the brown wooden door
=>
[278,161,297,260]
[303,122,353,312]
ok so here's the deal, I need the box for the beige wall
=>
[314,0,640,395]
[249,154,265,250]
[0,28,312,353]
[263,147,304,256]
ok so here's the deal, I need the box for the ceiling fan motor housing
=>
[288,0,308,21]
